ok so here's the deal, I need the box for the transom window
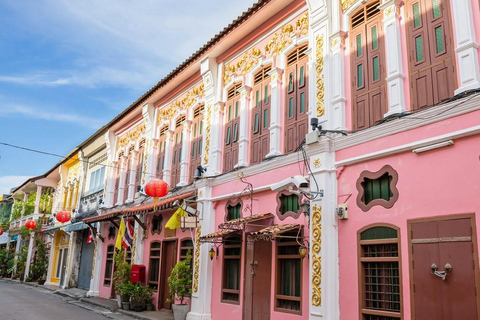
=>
[359,226,401,320]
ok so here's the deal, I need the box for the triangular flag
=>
[165,204,187,230]
[115,218,126,250]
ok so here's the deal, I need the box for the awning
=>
[42,224,65,234]
[199,229,240,244]
[248,223,301,242]
[123,191,195,217]
[218,213,274,230]
[63,222,94,232]
[82,211,121,224]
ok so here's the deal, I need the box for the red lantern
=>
[25,220,37,230]
[0,229,3,236]
[144,179,169,201]
[56,211,72,224]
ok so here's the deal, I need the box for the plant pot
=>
[122,302,130,310]
[146,304,154,311]
[134,305,144,312]
[172,304,190,320]
[116,295,122,308]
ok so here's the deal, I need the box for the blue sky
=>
[0,0,256,194]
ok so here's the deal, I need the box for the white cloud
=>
[0,103,106,129]
[0,176,31,195]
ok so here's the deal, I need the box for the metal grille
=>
[363,243,398,257]
[364,261,401,312]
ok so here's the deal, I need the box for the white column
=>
[328,32,347,130]
[33,185,42,216]
[13,235,22,274]
[116,156,127,205]
[88,223,103,297]
[208,102,225,176]
[379,0,407,116]
[450,0,480,93]
[187,184,214,320]
[106,160,118,208]
[308,139,339,320]
[179,121,192,186]
[236,86,251,167]
[24,232,36,279]
[163,132,174,187]
[133,218,145,264]
[266,68,283,157]
[21,192,29,216]
[126,150,138,203]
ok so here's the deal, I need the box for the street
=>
[0,281,119,320]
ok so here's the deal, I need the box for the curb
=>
[79,297,118,312]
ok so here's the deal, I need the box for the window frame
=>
[148,241,161,290]
[357,224,403,320]
[275,191,301,221]
[221,235,242,304]
[356,165,399,212]
[104,245,115,286]
[224,199,243,222]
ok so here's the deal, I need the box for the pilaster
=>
[88,223,103,297]
[236,85,252,167]
[116,155,127,206]
[208,102,225,176]
[106,160,118,208]
[163,131,174,187]
[133,218,145,264]
[266,68,283,157]
[142,102,156,185]
[126,150,138,203]
[24,232,36,279]
[328,32,347,130]
[179,121,192,186]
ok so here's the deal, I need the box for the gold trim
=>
[203,105,211,164]
[142,140,149,184]
[131,227,137,265]
[312,204,322,306]
[265,24,294,57]
[316,35,325,117]
[341,0,357,11]
[313,158,321,168]
[157,83,204,124]
[193,226,201,292]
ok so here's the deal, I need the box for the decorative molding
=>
[203,105,212,164]
[67,162,81,182]
[91,238,97,279]
[116,123,146,151]
[311,204,322,306]
[341,0,356,11]
[142,140,149,184]
[356,165,399,212]
[131,227,137,264]
[315,35,325,117]
[193,226,201,292]
[157,83,205,123]
[275,191,301,221]
[313,158,321,167]
[265,25,294,57]
[236,48,262,76]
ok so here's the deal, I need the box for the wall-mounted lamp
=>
[299,244,308,259]
[300,200,310,224]
[209,247,215,260]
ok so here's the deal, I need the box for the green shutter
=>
[415,36,424,62]
[413,3,421,28]
[199,121,203,135]
[228,105,232,121]
[373,56,379,81]
[432,0,441,18]
[356,34,362,57]
[435,26,444,53]
[299,66,305,86]
[198,140,202,155]
[357,64,363,87]
[235,101,239,118]
[263,109,268,128]
[193,123,197,138]
[173,151,176,164]
[288,72,294,91]
[264,86,269,104]
[233,123,238,142]
[226,127,231,144]
[360,227,398,240]
[289,98,294,117]
[371,26,378,50]
[256,90,260,107]
[254,114,259,132]
[300,92,305,113]
[191,142,196,158]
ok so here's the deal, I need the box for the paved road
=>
[0,281,115,320]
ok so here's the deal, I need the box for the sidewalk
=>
[1,278,174,320]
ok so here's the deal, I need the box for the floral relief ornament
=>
[315,35,325,117]
[311,204,322,306]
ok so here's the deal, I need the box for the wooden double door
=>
[244,240,272,320]
[158,240,177,310]
[409,216,479,320]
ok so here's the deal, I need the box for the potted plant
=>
[143,285,154,311]
[167,251,193,320]
[130,282,146,312]
[112,250,131,307]
[118,282,135,310]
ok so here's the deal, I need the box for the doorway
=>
[158,240,177,310]
[244,240,272,320]
[77,229,95,290]
[409,215,479,319]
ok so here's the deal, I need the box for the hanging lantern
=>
[25,220,37,230]
[144,179,169,201]
[0,229,3,236]
[299,244,308,259]
[208,247,215,260]
[56,211,72,224]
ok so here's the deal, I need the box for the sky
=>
[0,0,257,195]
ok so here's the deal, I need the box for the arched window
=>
[156,126,168,178]
[406,0,456,109]
[148,241,161,290]
[358,225,401,320]
[350,0,387,130]
[224,83,242,172]
[190,105,204,183]
[251,66,271,164]
[172,116,185,186]
[285,45,308,153]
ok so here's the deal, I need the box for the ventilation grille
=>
[227,83,242,100]
[352,0,381,29]
[254,65,272,85]
[287,45,308,66]
[194,105,204,118]
[176,116,186,128]
[159,126,168,136]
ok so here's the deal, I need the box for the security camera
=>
[310,117,322,132]
[270,175,309,192]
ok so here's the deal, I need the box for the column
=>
[450,0,480,93]
[106,160,118,208]
[308,139,339,320]
[88,223,103,297]
[328,32,347,130]
[33,185,42,216]
[116,155,127,205]
[236,85,251,167]
[266,68,283,157]
[179,121,192,186]
[24,232,36,279]
[126,150,138,203]
[133,218,145,264]
[21,192,29,216]
[187,184,214,320]
[379,0,407,116]
[163,131,174,187]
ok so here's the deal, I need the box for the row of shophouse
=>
[2,0,480,319]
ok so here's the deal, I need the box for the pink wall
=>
[210,163,310,320]
[337,134,480,320]
[99,222,116,299]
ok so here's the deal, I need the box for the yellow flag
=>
[115,218,126,250]
[165,206,187,230]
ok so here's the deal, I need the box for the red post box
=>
[130,264,146,284]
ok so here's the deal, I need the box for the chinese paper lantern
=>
[0,229,3,236]
[25,220,37,230]
[144,179,169,201]
[56,211,72,224]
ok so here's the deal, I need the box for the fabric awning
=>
[248,223,301,242]
[63,222,94,232]
[218,213,274,230]
[199,229,240,244]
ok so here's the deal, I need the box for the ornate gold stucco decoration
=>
[193,226,202,292]
[142,140,149,184]
[313,158,321,168]
[157,83,204,123]
[203,105,211,164]
[236,47,262,76]
[223,63,237,85]
[312,204,322,306]
[265,24,294,57]
[341,0,357,11]
[67,162,80,182]
[316,35,325,117]
[295,13,309,36]
[131,227,137,264]
[116,123,146,151]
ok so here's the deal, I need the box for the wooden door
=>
[158,240,177,310]
[285,46,308,153]
[189,105,204,183]
[406,0,456,110]
[172,117,184,187]
[224,84,241,172]
[244,240,272,320]
[251,67,271,165]
[409,217,479,320]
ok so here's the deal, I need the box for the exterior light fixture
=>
[209,247,215,260]
[300,200,310,223]
[299,244,308,259]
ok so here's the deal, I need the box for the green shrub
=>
[167,250,192,305]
